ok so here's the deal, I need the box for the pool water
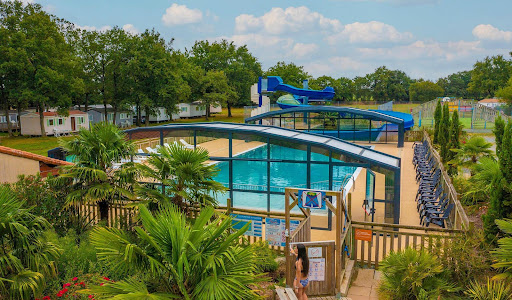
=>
[213,144,357,211]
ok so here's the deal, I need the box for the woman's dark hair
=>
[296,244,309,275]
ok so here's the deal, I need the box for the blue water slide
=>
[260,76,335,100]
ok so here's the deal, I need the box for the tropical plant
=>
[136,143,226,212]
[461,157,503,205]
[378,247,456,300]
[0,186,61,299]
[493,219,512,280]
[87,204,265,299]
[466,278,512,300]
[58,122,139,222]
[450,136,494,169]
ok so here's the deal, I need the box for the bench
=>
[275,287,298,300]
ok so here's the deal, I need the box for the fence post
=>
[227,198,232,215]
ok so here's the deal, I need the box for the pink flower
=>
[103,277,110,281]
[100,283,104,286]
[88,295,94,299]
[72,277,78,281]
[43,297,51,300]
[80,281,85,286]
[63,283,71,288]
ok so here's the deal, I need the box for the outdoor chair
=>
[180,139,194,149]
[423,204,454,228]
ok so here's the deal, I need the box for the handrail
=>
[352,220,462,233]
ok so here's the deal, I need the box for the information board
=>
[308,258,325,281]
[231,214,263,237]
[265,218,300,247]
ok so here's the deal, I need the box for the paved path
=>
[346,269,380,300]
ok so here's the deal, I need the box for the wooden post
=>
[227,198,232,215]
[335,190,343,292]
[285,188,291,287]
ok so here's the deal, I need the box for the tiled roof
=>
[41,110,87,117]
[0,146,74,166]
[479,98,503,103]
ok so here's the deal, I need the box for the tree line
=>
[3,1,512,137]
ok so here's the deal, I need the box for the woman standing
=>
[291,244,309,300]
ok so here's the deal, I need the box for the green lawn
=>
[336,103,419,114]
[0,135,73,156]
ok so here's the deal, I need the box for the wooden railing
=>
[351,221,461,268]
[405,130,424,142]
[423,132,472,230]
[78,200,137,229]
[290,215,312,245]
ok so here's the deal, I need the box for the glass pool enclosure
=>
[126,123,402,223]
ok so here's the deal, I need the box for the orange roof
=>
[41,110,87,117]
[479,98,503,103]
[0,146,74,166]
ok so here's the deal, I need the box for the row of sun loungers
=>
[137,139,195,156]
[412,140,453,228]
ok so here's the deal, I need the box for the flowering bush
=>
[38,275,113,300]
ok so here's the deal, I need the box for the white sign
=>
[308,247,322,258]
[265,218,300,247]
[309,258,325,281]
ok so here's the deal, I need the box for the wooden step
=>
[339,260,355,297]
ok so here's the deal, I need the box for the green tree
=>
[128,31,190,126]
[409,80,444,103]
[87,204,265,300]
[3,2,78,136]
[200,70,236,120]
[189,40,262,117]
[439,104,451,162]
[468,55,512,98]
[436,71,472,98]
[448,110,461,175]
[367,66,411,102]
[433,100,442,143]
[460,157,501,204]
[59,122,138,222]
[0,185,61,299]
[338,77,355,102]
[493,219,512,280]
[137,143,226,212]
[264,61,309,88]
[494,115,506,159]
[353,75,372,101]
[450,136,493,167]
[496,76,512,106]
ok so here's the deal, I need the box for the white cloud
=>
[122,24,139,35]
[472,24,512,42]
[162,4,203,26]
[358,40,483,61]
[75,24,111,32]
[290,43,319,58]
[235,6,342,35]
[327,21,413,44]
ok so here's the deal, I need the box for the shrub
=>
[466,278,512,300]
[250,241,279,273]
[378,247,456,300]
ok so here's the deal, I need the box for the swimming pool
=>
[213,144,357,211]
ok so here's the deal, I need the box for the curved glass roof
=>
[245,106,405,125]
[125,122,401,170]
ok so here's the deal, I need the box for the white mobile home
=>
[20,110,89,136]
[178,101,206,118]
[210,104,222,114]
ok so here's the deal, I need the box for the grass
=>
[0,135,74,156]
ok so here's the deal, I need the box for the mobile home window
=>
[77,116,84,124]
[0,116,5,123]
[120,113,128,119]
[181,107,188,112]
[108,113,114,121]
[47,119,55,127]
[57,118,64,125]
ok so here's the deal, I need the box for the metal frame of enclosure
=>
[245,107,406,147]
[125,122,402,224]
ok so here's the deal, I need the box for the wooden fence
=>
[351,221,461,268]
[78,200,138,229]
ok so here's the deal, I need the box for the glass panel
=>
[232,160,267,192]
[269,140,307,161]
[232,133,268,159]
[269,162,307,193]
[232,191,267,212]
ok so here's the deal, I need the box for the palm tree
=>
[0,186,61,299]
[450,136,494,169]
[493,219,512,280]
[59,122,138,222]
[137,143,226,212]
[462,157,503,204]
[87,204,265,299]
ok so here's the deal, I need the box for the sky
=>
[25,0,512,80]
